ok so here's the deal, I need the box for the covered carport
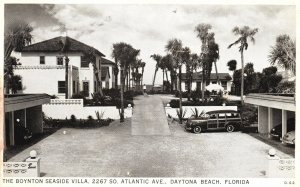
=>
[245,93,295,140]
[4,94,50,147]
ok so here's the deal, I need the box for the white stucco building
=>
[14,36,105,99]
[101,57,116,89]
[180,72,232,92]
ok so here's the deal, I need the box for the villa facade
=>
[14,36,105,99]
[180,72,232,92]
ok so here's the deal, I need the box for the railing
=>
[15,65,79,70]
[46,99,83,105]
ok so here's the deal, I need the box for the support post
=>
[9,111,15,146]
[282,110,287,140]
[268,108,273,138]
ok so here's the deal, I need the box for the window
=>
[221,81,227,90]
[212,81,217,84]
[81,56,89,68]
[40,56,45,64]
[210,114,217,119]
[58,81,65,93]
[218,113,226,119]
[57,56,63,65]
[185,81,188,90]
[73,81,76,94]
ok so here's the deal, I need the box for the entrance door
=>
[83,81,89,97]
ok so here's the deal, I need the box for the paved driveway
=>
[8,95,293,177]
[131,95,170,135]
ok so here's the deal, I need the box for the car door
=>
[218,113,226,129]
[207,113,218,129]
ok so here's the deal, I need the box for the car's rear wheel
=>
[193,126,202,134]
[226,124,235,132]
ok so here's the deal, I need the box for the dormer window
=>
[57,56,64,65]
[40,56,45,65]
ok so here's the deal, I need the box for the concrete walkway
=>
[131,95,170,135]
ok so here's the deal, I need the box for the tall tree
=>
[84,49,104,97]
[4,21,33,94]
[140,61,146,89]
[163,54,174,92]
[112,42,140,122]
[150,54,162,91]
[228,26,258,104]
[206,33,220,84]
[165,39,184,122]
[227,59,237,72]
[268,34,296,75]
[195,23,212,101]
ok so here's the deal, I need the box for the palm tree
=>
[228,26,258,104]
[268,34,295,75]
[4,21,33,94]
[150,54,162,91]
[113,62,119,88]
[227,59,237,72]
[84,49,104,97]
[195,23,212,101]
[190,53,200,90]
[140,61,146,90]
[165,39,184,123]
[163,54,174,92]
[112,42,140,122]
[207,33,220,84]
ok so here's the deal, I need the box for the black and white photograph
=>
[1,0,298,185]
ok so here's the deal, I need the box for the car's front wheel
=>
[226,124,235,132]
[193,126,202,134]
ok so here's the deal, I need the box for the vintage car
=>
[270,118,295,139]
[282,131,295,145]
[185,110,242,133]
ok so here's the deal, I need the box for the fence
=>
[43,99,132,119]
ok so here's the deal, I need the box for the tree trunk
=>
[141,67,144,91]
[162,69,165,92]
[152,67,158,91]
[201,68,205,102]
[179,65,183,124]
[214,61,220,85]
[170,71,174,92]
[115,71,118,89]
[187,66,191,101]
[241,50,244,105]
[65,57,69,99]
[120,65,125,122]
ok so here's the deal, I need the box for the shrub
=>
[70,114,77,122]
[176,108,187,124]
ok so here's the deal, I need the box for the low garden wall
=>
[165,105,238,118]
[43,99,132,119]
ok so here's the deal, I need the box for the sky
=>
[5,4,296,84]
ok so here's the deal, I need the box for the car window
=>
[210,114,217,119]
[226,113,233,118]
[218,113,226,119]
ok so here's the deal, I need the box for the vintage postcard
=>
[1,0,298,186]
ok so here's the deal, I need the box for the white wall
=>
[43,99,132,119]
[17,51,98,99]
[102,64,115,89]
[165,106,238,118]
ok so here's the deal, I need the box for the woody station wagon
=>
[185,110,243,133]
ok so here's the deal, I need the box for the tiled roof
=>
[101,67,110,81]
[20,36,105,57]
[181,72,232,81]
